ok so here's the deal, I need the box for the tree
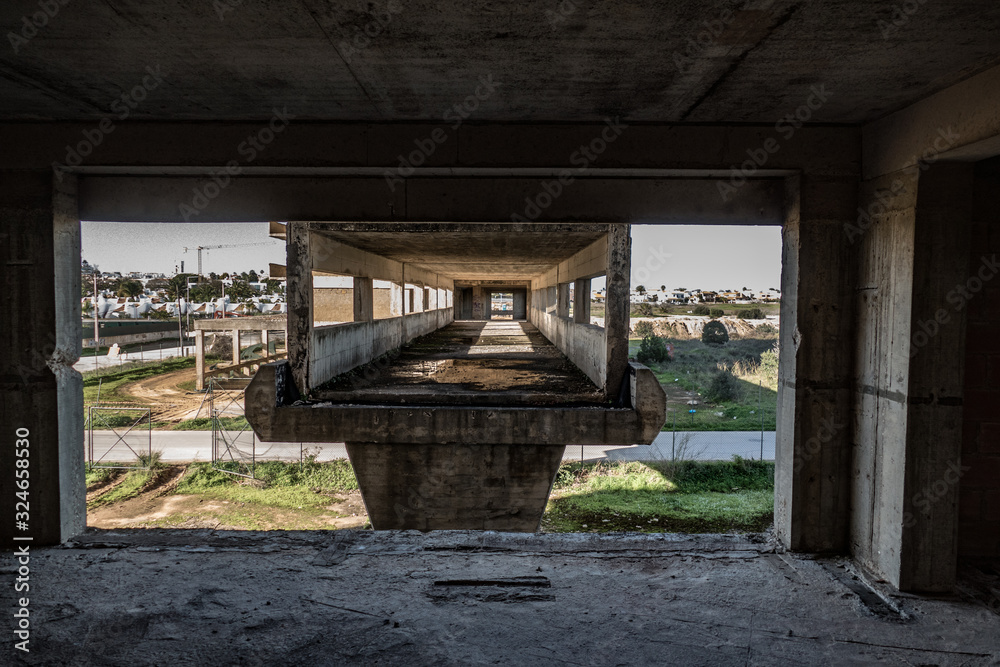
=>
[265,278,282,294]
[164,274,194,300]
[209,272,219,280]
[739,307,765,320]
[116,279,143,298]
[702,320,729,346]
[660,285,666,292]
[635,285,646,295]
[248,269,259,283]
[190,280,222,303]
[226,279,255,302]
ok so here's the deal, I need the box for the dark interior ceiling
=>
[316,226,606,280]
[1,0,998,124]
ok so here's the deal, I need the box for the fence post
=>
[759,380,764,460]
[672,411,676,460]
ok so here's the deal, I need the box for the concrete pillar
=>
[1,172,85,545]
[556,283,570,319]
[286,223,313,394]
[232,330,241,366]
[390,282,403,317]
[605,224,631,403]
[195,330,206,391]
[574,278,591,324]
[775,175,856,553]
[261,329,270,356]
[353,276,374,322]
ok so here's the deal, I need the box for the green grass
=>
[174,460,358,512]
[83,356,197,403]
[544,459,774,534]
[170,416,249,431]
[87,468,158,508]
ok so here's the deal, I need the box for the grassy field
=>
[86,458,773,534]
[630,335,779,431]
[543,459,774,533]
[83,356,200,404]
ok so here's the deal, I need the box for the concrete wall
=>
[313,288,353,324]
[959,160,1000,558]
[310,307,454,388]
[529,237,609,389]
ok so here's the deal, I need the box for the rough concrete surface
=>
[2,530,998,666]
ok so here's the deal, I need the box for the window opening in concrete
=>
[313,273,355,326]
[373,279,402,320]
[490,291,514,320]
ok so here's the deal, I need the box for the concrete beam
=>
[78,175,785,225]
[863,64,1000,179]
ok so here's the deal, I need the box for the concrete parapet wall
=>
[530,308,605,389]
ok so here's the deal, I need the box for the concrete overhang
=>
[246,360,666,446]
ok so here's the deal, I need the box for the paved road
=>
[86,430,776,464]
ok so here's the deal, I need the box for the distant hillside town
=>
[592,286,781,304]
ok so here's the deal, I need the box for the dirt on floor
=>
[87,465,370,531]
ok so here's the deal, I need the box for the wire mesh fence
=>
[87,406,152,469]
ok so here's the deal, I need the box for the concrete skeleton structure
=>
[2,4,1000,658]
[191,315,287,391]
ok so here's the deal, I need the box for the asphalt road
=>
[86,430,776,464]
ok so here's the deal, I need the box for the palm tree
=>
[116,279,143,298]
[635,285,646,295]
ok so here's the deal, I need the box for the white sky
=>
[81,222,782,291]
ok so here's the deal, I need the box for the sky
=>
[81,222,782,291]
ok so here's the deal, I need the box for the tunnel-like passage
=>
[248,221,666,531]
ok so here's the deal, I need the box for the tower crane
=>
[183,241,277,279]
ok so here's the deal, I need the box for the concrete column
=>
[353,276,374,322]
[195,330,206,391]
[261,329,270,356]
[1,172,85,545]
[390,282,403,317]
[232,330,241,366]
[574,278,591,324]
[775,175,856,553]
[605,224,631,403]
[556,283,570,319]
[286,223,312,394]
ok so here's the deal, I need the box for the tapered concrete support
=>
[605,224,631,402]
[346,443,565,531]
[574,278,591,324]
[1,172,85,545]
[195,330,205,391]
[232,330,241,366]
[775,175,856,553]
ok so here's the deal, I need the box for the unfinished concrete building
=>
[2,1,1000,662]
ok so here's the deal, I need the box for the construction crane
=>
[183,241,276,278]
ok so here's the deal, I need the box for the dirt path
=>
[87,465,370,531]
[119,366,209,423]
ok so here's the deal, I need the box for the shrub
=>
[636,335,670,364]
[710,308,725,318]
[739,307,765,320]
[755,323,777,335]
[633,320,655,338]
[706,371,739,403]
[693,305,710,316]
[701,320,729,346]
[760,345,779,378]
[633,303,654,317]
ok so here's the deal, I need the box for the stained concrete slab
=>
[3,530,998,666]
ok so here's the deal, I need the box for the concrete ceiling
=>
[315,225,605,280]
[2,1,999,123]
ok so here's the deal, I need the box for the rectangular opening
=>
[373,279,401,320]
[312,272,354,327]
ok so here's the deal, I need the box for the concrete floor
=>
[4,530,997,666]
[316,320,603,406]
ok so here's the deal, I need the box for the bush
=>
[693,305,710,316]
[760,345,779,378]
[633,303,654,317]
[755,323,777,335]
[710,308,725,318]
[636,335,670,364]
[706,371,739,403]
[701,320,729,346]
[633,320,655,338]
[739,307,765,320]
